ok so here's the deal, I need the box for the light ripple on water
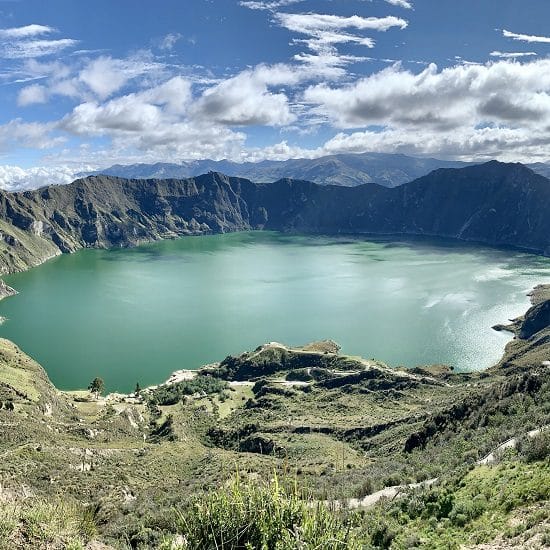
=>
[0,233,549,392]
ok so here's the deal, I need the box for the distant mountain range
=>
[1,160,549,276]
[82,152,472,188]
[82,152,550,189]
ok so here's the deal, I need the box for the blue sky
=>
[1,0,550,188]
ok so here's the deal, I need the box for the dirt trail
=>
[329,425,547,510]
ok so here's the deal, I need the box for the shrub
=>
[166,475,366,549]
[150,376,228,406]
[520,431,550,462]
[286,369,313,382]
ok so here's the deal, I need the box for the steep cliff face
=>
[396,161,550,253]
[0,161,548,274]
[0,172,260,271]
[248,161,550,255]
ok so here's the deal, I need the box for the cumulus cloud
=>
[502,28,550,43]
[79,56,134,99]
[0,119,64,151]
[244,139,317,162]
[61,76,193,134]
[78,54,167,99]
[320,125,550,162]
[193,69,295,126]
[56,73,250,162]
[0,164,81,191]
[303,59,550,130]
[17,83,48,106]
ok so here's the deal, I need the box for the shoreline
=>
[57,283,550,403]
[1,227,549,282]
[0,231,547,398]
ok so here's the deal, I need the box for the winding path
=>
[328,425,547,510]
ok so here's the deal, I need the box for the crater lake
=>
[1,232,549,392]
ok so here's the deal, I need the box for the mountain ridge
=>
[81,151,473,188]
[80,151,550,190]
[0,160,548,276]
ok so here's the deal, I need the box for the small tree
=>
[134,382,141,397]
[88,377,105,399]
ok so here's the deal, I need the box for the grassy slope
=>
[0,220,60,274]
[0,288,547,548]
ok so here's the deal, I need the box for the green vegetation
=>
[0,287,548,548]
[0,498,96,550]
[88,376,105,398]
[363,457,550,549]
[148,375,228,406]
[165,475,365,549]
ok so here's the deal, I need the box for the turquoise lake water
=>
[1,232,549,392]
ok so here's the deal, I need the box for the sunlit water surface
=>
[1,232,549,392]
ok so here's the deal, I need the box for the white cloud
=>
[319,125,550,162]
[275,13,408,34]
[193,69,295,126]
[303,59,550,130]
[244,139,316,162]
[240,0,303,10]
[62,98,163,134]
[0,24,78,59]
[1,38,78,59]
[0,24,53,39]
[490,51,537,59]
[23,58,72,80]
[159,32,182,50]
[293,30,375,53]
[17,83,48,106]
[78,54,167,99]
[61,77,192,134]
[384,0,413,8]
[0,119,64,152]
[0,164,81,191]
[59,74,249,160]
[273,12,407,70]
[79,56,133,99]
[502,28,550,44]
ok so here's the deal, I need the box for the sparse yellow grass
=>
[216,385,254,419]
[0,340,44,401]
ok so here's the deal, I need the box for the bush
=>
[166,476,366,549]
[0,498,96,549]
[286,369,313,382]
[150,376,228,406]
[520,431,550,462]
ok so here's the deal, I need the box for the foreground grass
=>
[150,451,549,550]
[0,454,547,548]
[162,475,366,549]
[0,498,96,550]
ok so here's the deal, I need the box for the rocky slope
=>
[0,160,548,274]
